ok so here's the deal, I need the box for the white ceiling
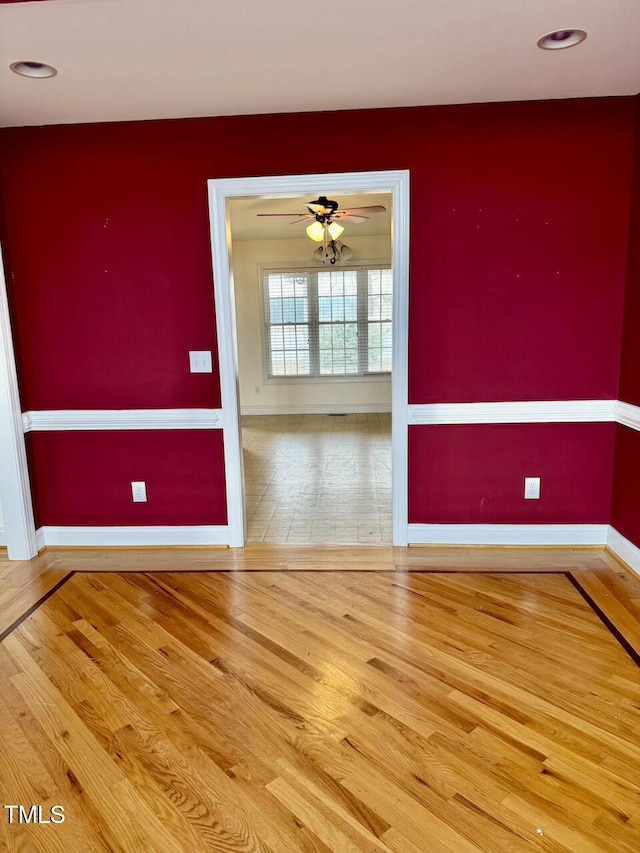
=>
[228,193,392,241]
[0,0,639,128]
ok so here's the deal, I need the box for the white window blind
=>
[263,266,392,378]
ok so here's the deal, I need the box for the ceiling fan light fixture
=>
[306,221,325,242]
[327,222,344,240]
[10,60,58,78]
[537,29,586,50]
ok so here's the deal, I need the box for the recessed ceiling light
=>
[537,29,587,50]
[10,60,57,79]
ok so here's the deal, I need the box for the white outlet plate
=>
[189,350,212,373]
[131,481,147,502]
[524,477,541,500]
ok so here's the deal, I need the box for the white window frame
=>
[261,263,392,382]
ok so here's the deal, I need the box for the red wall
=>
[1,125,222,411]
[613,97,640,549]
[619,99,640,410]
[27,431,227,527]
[0,97,635,528]
[0,99,634,412]
[612,426,640,547]
[409,423,615,525]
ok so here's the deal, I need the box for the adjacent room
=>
[227,193,393,544]
[1,1,640,850]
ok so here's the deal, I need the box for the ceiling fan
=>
[257,195,386,242]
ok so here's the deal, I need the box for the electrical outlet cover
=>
[131,481,147,502]
[524,477,541,500]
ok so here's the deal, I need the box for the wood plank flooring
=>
[0,548,71,639]
[38,543,614,573]
[2,563,640,851]
[567,566,640,667]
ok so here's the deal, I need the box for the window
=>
[264,266,392,378]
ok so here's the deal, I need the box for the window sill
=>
[264,374,391,386]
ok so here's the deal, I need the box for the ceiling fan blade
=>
[337,205,387,215]
[334,214,368,223]
[289,217,313,224]
[256,213,308,217]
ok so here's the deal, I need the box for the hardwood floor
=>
[2,557,640,851]
[36,542,614,573]
[0,548,71,639]
[567,566,640,666]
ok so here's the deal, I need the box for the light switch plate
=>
[524,477,541,500]
[189,350,212,373]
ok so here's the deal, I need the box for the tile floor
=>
[242,413,392,544]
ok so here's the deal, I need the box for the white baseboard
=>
[408,524,609,546]
[33,523,617,549]
[607,527,640,577]
[36,527,46,552]
[38,525,230,547]
[240,404,391,416]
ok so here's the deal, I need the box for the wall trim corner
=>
[614,401,640,432]
[607,527,640,577]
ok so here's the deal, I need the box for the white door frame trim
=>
[207,170,411,547]
[0,243,38,560]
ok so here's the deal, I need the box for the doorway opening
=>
[229,192,392,545]
[207,171,409,547]
[228,192,392,543]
